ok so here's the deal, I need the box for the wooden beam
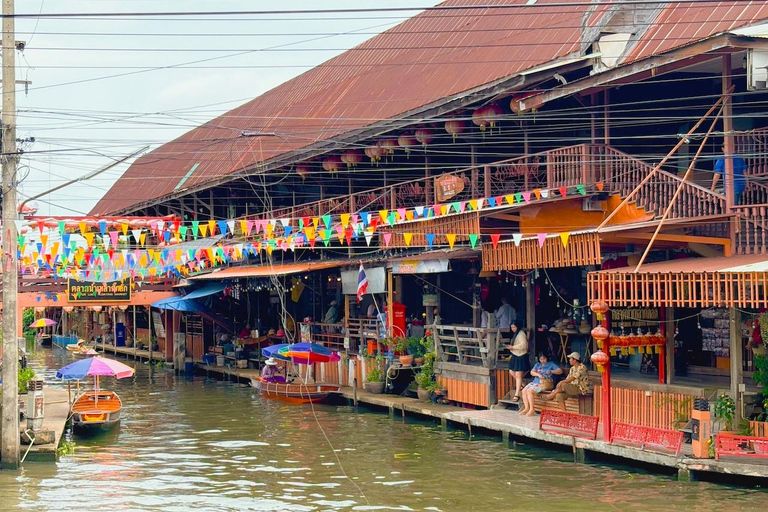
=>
[610,232,731,253]
[487,213,522,222]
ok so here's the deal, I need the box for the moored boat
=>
[71,390,123,431]
[250,377,339,404]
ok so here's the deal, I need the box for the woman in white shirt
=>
[504,322,530,403]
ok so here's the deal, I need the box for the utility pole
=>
[1,0,19,469]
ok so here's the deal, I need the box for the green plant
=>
[758,312,768,345]
[414,369,434,389]
[657,395,693,430]
[407,337,425,358]
[754,397,768,422]
[22,308,35,338]
[18,367,35,393]
[714,393,736,431]
[754,354,768,400]
[390,337,408,354]
[737,418,755,436]
[57,440,76,456]
[365,354,384,382]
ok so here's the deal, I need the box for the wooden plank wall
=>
[495,369,514,401]
[588,271,768,308]
[594,385,698,430]
[482,232,601,271]
[437,376,489,408]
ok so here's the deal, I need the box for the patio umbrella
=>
[277,343,340,364]
[262,344,292,361]
[56,356,135,381]
[29,318,56,328]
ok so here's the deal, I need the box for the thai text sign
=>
[68,278,131,302]
[434,174,465,202]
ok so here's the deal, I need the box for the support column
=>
[730,307,743,424]
[604,89,610,145]
[387,269,394,341]
[665,307,675,384]
[526,276,536,362]
[722,55,735,211]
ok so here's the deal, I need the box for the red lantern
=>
[296,164,310,180]
[472,104,503,131]
[590,299,609,321]
[591,349,610,373]
[591,325,609,350]
[444,119,467,141]
[377,139,398,155]
[340,150,362,167]
[364,145,383,164]
[322,156,342,174]
[398,134,417,152]
[414,128,434,147]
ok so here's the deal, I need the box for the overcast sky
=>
[14,1,440,217]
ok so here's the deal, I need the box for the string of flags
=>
[13,181,600,282]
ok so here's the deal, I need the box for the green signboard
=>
[67,278,131,303]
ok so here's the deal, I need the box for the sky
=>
[14,0,441,217]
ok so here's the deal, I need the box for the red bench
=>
[612,422,684,456]
[539,409,599,440]
[715,433,768,461]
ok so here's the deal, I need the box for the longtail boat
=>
[250,378,339,404]
[71,391,123,431]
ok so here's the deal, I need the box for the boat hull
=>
[250,378,339,404]
[71,391,123,433]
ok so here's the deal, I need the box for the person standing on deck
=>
[495,298,516,340]
[505,322,530,404]
[323,300,339,324]
[711,145,747,205]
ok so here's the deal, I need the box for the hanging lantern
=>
[296,164,310,180]
[63,306,75,312]
[377,139,398,156]
[472,104,504,131]
[398,134,418,156]
[414,128,434,147]
[591,325,610,350]
[90,305,102,313]
[322,155,342,174]
[34,306,45,313]
[118,304,129,311]
[590,349,610,373]
[364,145,383,164]
[590,299,609,321]
[444,119,467,141]
[340,149,363,167]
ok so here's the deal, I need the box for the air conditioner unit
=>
[747,49,768,91]
[582,198,604,212]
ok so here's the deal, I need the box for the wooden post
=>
[730,307,743,424]
[526,276,536,363]
[425,155,432,204]
[148,306,153,362]
[133,305,137,360]
[604,89,610,145]
[723,54,735,212]
[602,328,612,442]
[483,165,491,198]
[470,144,478,197]
[387,269,394,342]
[665,307,675,384]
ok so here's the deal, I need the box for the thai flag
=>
[356,262,369,303]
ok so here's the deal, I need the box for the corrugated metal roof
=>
[624,1,768,62]
[595,253,768,274]
[92,0,598,215]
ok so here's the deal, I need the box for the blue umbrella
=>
[262,344,292,361]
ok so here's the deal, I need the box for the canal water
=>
[1,346,766,512]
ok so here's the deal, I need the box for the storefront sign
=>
[67,278,131,302]
[434,174,464,202]
[610,307,660,329]
[391,259,450,275]
[422,294,439,307]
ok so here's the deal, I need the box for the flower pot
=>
[365,381,385,394]
[417,388,431,401]
[399,355,414,366]
[414,357,424,366]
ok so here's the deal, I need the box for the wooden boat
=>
[71,391,123,432]
[250,377,340,404]
[37,334,52,347]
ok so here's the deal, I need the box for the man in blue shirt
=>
[711,145,747,205]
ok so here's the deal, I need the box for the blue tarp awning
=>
[151,283,226,310]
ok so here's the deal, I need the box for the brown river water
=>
[0,345,766,511]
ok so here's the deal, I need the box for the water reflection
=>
[0,344,766,511]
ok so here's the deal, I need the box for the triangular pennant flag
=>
[537,233,547,248]
[445,233,456,249]
[403,233,413,246]
[387,212,396,227]
[541,189,550,199]
[84,232,94,247]
[340,213,351,228]
[120,223,129,236]
[559,232,571,248]
[378,210,388,223]
[98,221,107,235]
[279,218,290,229]
[396,208,406,221]
[40,234,48,247]
[139,233,147,247]
[596,182,604,192]
[109,231,119,249]
[559,187,568,197]
[322,215,332,229]
[58,221,65,235]
[512,233,523,246]
[505,194,515,206]
[425,233,435,249]
[576,184,586,196]
[199,224,209,237]
[468,233,479,249]
[383,232,392,247]
[207,220,216,235]
[364,231,373,247]
[227,220,236,235]
[191,221,200,239]
[414,206,424,218]
[487,197,497,208]
[131,229,142,243]
[490,234,501,249]
[217,220,229,235]
[522,192,532,203]
[284,226,293,237]
[79,222,88,235]
[514,193,523,203]
[533,189,542,200]
[179,226,188,240]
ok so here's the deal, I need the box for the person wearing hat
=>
[324,299,339,324]
[544,352,590,410]
[261,357,285,383]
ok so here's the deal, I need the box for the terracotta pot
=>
[399,355,414,366]
[365,381,385,394]
[414,357,424,366]
[417,388,431,401]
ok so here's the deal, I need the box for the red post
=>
[658,307,666,384]
[602,334,612,442]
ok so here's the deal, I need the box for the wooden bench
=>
[539,409,599,440]
[715,433,768,461]
[533,392,593,415]
[612,422,684,456]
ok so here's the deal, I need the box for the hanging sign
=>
[391,259,450,274]
[67,278,131,302]
[434,174,465,202]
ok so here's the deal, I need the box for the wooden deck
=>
[334,387,768,482]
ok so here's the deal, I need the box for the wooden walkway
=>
[22,387,70,462]
[334,387,768,482]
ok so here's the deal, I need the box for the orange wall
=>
[520,195,652,234]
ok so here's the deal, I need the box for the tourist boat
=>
[70,391,123,432]
[250,377,340,404]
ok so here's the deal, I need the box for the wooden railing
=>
[432,324,502,368]
[736,128,768,177]
[734,205,768,254]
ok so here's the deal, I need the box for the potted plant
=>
[18,367,35,394]
[391,337,413,366]
[408,337,425,365]
[713,393,736,433]
[364,354,385,394]
[414,369,434,401]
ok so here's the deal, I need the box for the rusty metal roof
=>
[92,0,599,215]
[594,253,768,274]
[625,1,768,62]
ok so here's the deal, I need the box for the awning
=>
[588,254,768,308]
[190,260,347,281]
[151,283,226,308]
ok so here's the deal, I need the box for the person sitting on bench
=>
[543,352,589,411]
[520,352,563,417]
[261,358,285,383]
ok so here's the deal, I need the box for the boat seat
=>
[73,393,122,413]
